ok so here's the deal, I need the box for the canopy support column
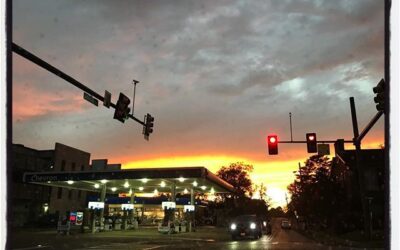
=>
[99,183,106,231]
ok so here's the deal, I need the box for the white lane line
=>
[142,246,165,250]
[13,246,52,250]
[168,237,215,242]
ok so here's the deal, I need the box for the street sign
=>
[318,144,330,155]
[103,90,111,108]
[83,92,98,106]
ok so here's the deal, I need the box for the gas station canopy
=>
[23,167,234,194]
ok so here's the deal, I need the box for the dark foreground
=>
[8,218,383,250]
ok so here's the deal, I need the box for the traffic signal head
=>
[143,113,155,140]
[267,135,278,155]
[373,79,385,112]
[306,133,317,153]
[113,93,131,123]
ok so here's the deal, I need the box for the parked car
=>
[229,215,263,240]
[281,219,291,229]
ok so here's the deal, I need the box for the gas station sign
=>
[121,204,134,210]
[161,202,176,209]
[69,212,77,224]
[183,205,195,212]
[76,212,83,226]
[88,201,105,209]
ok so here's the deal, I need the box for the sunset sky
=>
[12,0,385,207]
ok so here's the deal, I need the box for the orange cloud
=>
[12,83,87,121]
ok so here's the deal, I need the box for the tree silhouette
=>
[217,162,253,197]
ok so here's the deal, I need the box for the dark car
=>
[229,215,263,240]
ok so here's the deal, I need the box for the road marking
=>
[142,246,165,250]
[13,246,52,250]
[169,237,215,242]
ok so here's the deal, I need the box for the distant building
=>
[48,143,91,218]
[11,142,94,226]
[91,159,121,171]
[10,144,54,227]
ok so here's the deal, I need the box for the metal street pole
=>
[131,80,139,115]
[350,97,371,239]
[11,43,146,126]
[289,112,293,142]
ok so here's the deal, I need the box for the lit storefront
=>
[23,167,233,232]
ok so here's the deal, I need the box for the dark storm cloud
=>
[12,0,384,162]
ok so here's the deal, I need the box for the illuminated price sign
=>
[121,204,134,210]
[184,205,195,212]
[88,201,105,209]
[161,202,176,209]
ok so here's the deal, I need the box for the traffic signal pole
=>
[12,42,146,126]
[350,97,371,239]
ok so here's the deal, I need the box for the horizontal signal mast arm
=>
[12,42,145,126]
[278,140,353,144]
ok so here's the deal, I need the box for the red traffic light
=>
[267,135,278,155]
[306,133,317,153]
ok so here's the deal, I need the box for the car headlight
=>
[250,222,256,229]
[230,223,237,230]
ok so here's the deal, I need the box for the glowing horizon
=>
[120,139,384,208]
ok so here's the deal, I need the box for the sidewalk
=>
[294,228,385,249]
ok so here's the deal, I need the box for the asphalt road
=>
[9,219,383,250]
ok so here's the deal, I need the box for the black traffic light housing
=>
[113,93,131,123]
[306,133,317,153]
[373,79,385,112]
[143,113,154,140]
[267,135,278,155]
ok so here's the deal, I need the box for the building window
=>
[61,160,66,171]
[81,165,84,171]
[57,187,62,199]
[68,190,73,199]
[78,190,82,199]
[71,162,76,172]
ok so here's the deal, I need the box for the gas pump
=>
[121,204,134,230]
[184,205,195,233]
[88,201,104,233]
[158,202,176,234]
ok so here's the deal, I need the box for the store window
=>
[61,160,66,171]
[71,162,76,171]
[57,187,62,199]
